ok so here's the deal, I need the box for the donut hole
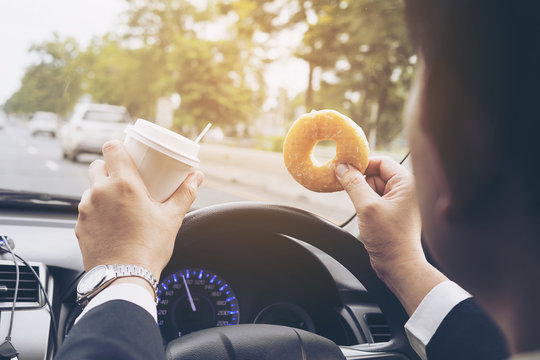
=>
[311,139,337,165]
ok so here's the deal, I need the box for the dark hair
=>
[405,0,540,220]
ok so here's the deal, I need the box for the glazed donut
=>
[283,109,370,192]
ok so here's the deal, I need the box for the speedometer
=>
[157,268,240,341]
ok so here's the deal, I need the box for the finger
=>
[165,171,204,217]
[366,176,377,192]
[88,159,108,186]
[79,188,91,206]
[102,140,141,181]
[335,163,377,210]
[77,188,92,221]
[364,156,410,182]
[366,175,386,195]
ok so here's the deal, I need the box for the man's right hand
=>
[75,140,204,283]
[336,157,447,315]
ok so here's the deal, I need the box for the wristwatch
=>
[77,264,158,307]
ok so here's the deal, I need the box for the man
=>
[336,0,539,359]
[57,0,539,359]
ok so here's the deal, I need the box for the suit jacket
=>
[55,300,165,360]
[55,296,508,360]
[426,298,509,360]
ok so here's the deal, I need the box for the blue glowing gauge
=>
[157,268,240,341]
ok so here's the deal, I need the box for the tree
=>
[223,0,337,110]
[114,0,265,131]
[166,35,261,130]
[301,0,415,148]
[4,34,82,116]
[82,36,162,119]
[225,0,415,147]
[4,0,413,148]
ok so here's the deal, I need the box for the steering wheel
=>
[167,202,420,360]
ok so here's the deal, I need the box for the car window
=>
[83,110,128,123]
[36,117,58,123]
[0,0,413,224]
[32,112,58,121]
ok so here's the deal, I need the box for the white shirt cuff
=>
[75,282,157,325]
[511,350,540,360]
[404,280,472,360]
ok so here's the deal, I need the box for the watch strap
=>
[108,264,158,303]
[77,264,159,307]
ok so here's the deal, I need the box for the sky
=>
[0,0,128,104]
[0,0,309,108]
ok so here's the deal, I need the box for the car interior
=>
[0,184,421,359]
[0,0,421,359]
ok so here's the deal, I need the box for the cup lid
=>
[126,119,200,167]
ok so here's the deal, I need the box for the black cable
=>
[340,151,411,228]
[2,239,19,343]
[14,254,58,354]
[0,236,59,355]
[399,151,411,165]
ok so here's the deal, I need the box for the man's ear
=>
[425,141,457,226]
[433,191,452,226]
[420,60,499,224]
[416,61,457,225]
[422,129,465,225]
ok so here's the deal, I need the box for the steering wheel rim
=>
[173,202,419,359]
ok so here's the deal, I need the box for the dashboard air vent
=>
[0,263,41,307]
[365,313,392,343]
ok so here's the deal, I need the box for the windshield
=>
[0,0,413,224]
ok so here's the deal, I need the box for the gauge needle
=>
[182,275,197,312]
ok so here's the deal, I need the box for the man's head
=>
[404,0,540,351]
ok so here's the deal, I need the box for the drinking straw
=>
[195,123,212,143]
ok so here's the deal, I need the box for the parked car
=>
[0,112,6,130]
[28,111,60,137]
[59,103,131,161]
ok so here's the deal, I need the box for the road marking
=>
[45,160,60,171]
[27,146,37,155]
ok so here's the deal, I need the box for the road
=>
[0,123,355,223]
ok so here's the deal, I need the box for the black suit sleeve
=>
[55,300,166,360]
[426,298,509,360]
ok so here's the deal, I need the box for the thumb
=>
[335,164,377,210]
[165,171,204,217]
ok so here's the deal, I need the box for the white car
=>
[60,103,131,161]
[29,111,60,137]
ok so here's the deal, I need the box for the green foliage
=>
[82,0,264,130]
[5,0,413,149]
[82,37,161,119]
[4,34,83,116]
[227,0,414,148]
[167,35,259,130]
[304,0,415,147]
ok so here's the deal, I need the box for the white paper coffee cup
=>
[124,119,200,202]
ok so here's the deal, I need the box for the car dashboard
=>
[0,207,390,360]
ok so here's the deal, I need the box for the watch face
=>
[77,265,109,295]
